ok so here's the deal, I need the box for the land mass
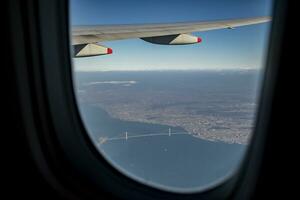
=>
[75,70,261,145]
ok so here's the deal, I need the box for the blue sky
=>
[71,0,273,71]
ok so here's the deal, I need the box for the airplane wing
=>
[71,16,271,57]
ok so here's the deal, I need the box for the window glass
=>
[70,0,273,192]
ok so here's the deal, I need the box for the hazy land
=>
[75,70,261,145]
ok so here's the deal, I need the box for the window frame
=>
[9,0,287,199]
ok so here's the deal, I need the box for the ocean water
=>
[79,104,246,191]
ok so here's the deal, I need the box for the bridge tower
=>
[125,131,128,140]
[169,128,171,136]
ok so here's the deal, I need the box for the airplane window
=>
[70,0,273,192]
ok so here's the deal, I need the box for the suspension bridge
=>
[98,128,190,145]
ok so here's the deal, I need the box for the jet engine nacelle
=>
[73,43,112,57]
[141,34,201,45]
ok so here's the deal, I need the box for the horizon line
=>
[74,68,262,72]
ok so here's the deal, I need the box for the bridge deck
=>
[98,131,191,144]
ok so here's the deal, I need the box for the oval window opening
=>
[70,0,273,193]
